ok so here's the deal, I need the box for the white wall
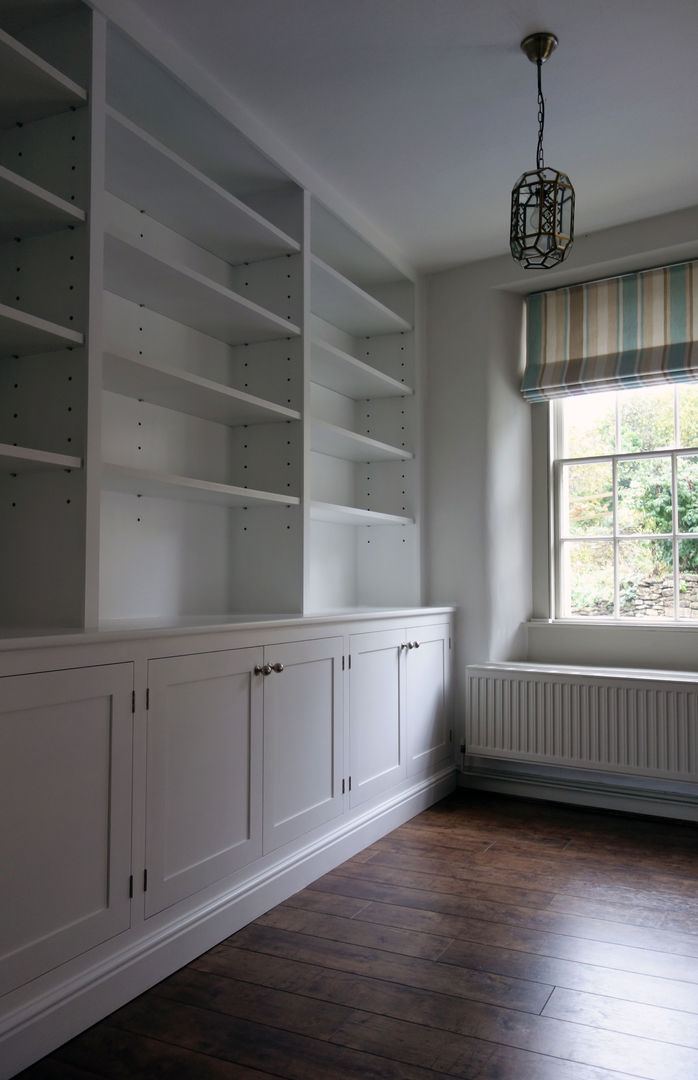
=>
[426,205,698,731]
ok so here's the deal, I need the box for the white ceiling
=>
[120,0,698,274]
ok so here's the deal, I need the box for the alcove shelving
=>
[0,1,91,630]
[307,200,419,612]
[99,27,306,623]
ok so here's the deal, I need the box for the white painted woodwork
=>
[144,648,263,916]
[104,231,301,344]
[405,625,452,776]
[0,302,83,356]
[0,662,133,996]
[263,636,343,852]
[105,107,300,264]
[311,255,411,336]
[102,462,300,509]
[311,500,413,527]
[0,442,81,473]
[0,27,86,128]
[348,628,406,806]
[0,164,85,240]
[102,353,300,427]
[311,418,413,463]
[311,336,412,400]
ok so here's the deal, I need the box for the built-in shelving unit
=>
[0,2,422,631]
[0,1,90,629]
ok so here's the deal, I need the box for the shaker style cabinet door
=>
[262,636,343,853]
[145,647,263,917]
[404,624,452,777]
[348,628,406,807]
[0,663,133,996]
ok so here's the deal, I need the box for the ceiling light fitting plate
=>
[520,32,558,64]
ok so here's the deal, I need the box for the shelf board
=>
[311,199,413,287]
[311,419,412,463]
[103,352,300,426]
[311,256,412,336]
[311,337,412,399]
[104,231,300,345]
[0,28,86,128]
[105,107,300,265]
[0,302,83,357]
[0,443,81,473]
[311,500,413,527]
[0,164,85,241]
[103,462,300,510]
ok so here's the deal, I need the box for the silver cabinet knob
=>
[412,640,420,648]
[271,662,284,673]
[254,663,273,675]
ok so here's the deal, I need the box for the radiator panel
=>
[466,665,698,780]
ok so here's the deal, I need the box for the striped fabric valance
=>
[522,260,698,402]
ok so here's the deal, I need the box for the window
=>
[553,384,698,620]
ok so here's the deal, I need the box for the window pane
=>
[678,385,698,448]
[561,462,612,536]
[618,539,673,618]
[617,457,672,535]
[561,391,616,458]
[618,386,674,452]
[677,455,698,533]
[561,541,613,617]
[678,539,698,620]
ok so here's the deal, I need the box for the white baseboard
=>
[1,766,456,1079]
[460,758,698,821]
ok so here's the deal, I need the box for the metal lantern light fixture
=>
[510,32,574,269]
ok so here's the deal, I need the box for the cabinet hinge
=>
[131,690,135,714]
[342,656,345,671]
[348,654,351,670]
[143,868,148,893]
[342,778,345,794]
[348,775,352,792]
[449,637,452,650]
[146,687,150,710]
[129,874,134,899]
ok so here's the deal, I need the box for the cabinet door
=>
[263,637,343,853]
[145,648,263,917]
[0,663,133,997]
[349,628,405,807]
[405,623,452,776]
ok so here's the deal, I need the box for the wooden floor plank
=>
[18,790,698,1080]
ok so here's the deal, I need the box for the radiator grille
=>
[466,664,698,780]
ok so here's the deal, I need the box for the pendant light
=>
[510,32,574,269]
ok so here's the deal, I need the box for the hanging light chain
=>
[536,58,545,170]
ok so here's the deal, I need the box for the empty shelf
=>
[105,108,300,264]
[0,302,83,357]
[103,353,301,426]
[103,463,300,509]
[0,443,81,473]
[311,501,413,526]
[311,337,411,399]
[104,231,300,345]
[0,164,85,241]
[311,256,412,336]
[311,419,412,462]
[0,28,86,128]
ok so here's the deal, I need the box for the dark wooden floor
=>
[18,790,698,1080]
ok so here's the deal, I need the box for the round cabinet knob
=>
[254,663,273,676]
[404,641,414,649]
[412,640,420,648]
[271,662,284,673]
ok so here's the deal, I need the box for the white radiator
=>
[466,663,698,781]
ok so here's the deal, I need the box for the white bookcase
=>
[0,4,421,632]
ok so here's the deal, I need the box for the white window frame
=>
[549,389,698,622]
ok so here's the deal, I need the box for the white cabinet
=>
[405,624,452,777]
[144,647,263,917]
[262,636,344,852]
[0,662,133,997]
[349,622,452,807]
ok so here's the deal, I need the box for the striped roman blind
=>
[522,260,698,402]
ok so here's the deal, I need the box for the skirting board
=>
[0,766,456,1079]
[459,757,698,822]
